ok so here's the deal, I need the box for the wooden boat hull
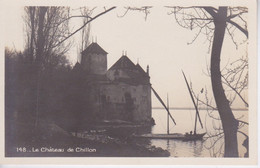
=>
[182,133,206,141]
[133,133,206,141]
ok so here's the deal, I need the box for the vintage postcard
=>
[0,0,258,165]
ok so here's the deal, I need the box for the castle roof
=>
[72,62,82,72]
[135,63,147,76]
[108,55,150,85]
[81,42,108,55]
[109,55,136,70]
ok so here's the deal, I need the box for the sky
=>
[4,6,248,109]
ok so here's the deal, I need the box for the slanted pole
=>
[167,93,170,135]
[182,70,203,129]
[194,95,199,134]
[151,87,176,125]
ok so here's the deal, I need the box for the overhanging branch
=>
[227,20,248,38]
[203,7,218,18]
[53,7,116,48]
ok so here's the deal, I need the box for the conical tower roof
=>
[81,42,108,55]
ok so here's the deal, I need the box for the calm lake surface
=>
[149,109,248,157]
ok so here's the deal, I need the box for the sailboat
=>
[133,71,206,141]
[181,70,206,140]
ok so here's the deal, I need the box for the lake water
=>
[149,109,248,157]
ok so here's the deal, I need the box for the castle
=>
[73,42,152,124]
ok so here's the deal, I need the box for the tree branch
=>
[204,132,224,139]
[221,74,248,107]
[55,15,93,26]
[227,20,248,38]
[227,11,247,20]
[53,7,116,48]
[237,119,249,125]
[203,7,218,18]
[118,6,152,20]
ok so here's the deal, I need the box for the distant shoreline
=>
[152,107,248,111]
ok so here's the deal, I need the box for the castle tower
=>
[81,42,108,75]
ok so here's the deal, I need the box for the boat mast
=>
[194,97,199,134]
[151,87,176,125]
[182,71,203,129]
[167,93,169,135]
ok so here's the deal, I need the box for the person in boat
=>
[185,131,193,137]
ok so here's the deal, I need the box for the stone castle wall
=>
[79,43,151,124]
[89,82,152,124]
[82,53,107,75]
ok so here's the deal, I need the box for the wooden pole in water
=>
[167,93,169,135]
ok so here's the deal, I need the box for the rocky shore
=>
[6,122,170,157]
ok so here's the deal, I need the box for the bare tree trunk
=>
[35,7,47,128]
[29,7,36,63]
[210,7,238,157]
[35,7,47,65]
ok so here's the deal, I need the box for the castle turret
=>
[81,42,108,75]
[146,65,149,76]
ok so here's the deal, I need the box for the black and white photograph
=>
[1,0,258,165]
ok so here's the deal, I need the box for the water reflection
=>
[192,140,203,157]
[131,109,248,157]
[166,140,170,149]
[150,139,205,157]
